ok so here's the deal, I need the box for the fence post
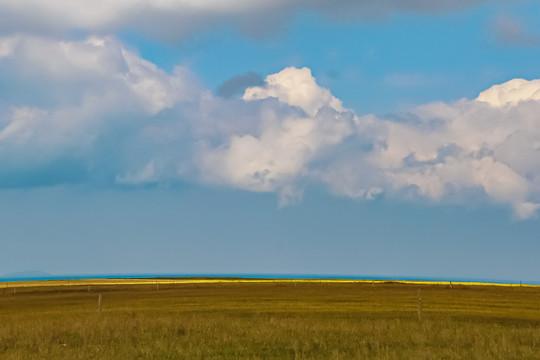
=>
[417,289,423,321]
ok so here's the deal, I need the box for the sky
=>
[2,0,540,282]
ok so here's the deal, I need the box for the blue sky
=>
[1,1,540,282]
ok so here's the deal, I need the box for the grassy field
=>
[1,279,540,359]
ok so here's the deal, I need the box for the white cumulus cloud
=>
[477,78,540,107]
[319,78,540,218]
[200,67,540,218]
[243,67,343,116]
[202,67,352,201]
[1,34,540,218]
[0,35,202,185]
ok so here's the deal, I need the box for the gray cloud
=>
[491,15,540,46]
[306,0,489,19]
[216,72,264,99]
[0,0,491,40]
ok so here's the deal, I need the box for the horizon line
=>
[1,273,539,287]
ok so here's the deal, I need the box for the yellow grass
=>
[1,277,537,289]
[2,279,540,359]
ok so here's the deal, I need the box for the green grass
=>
[1,281,540,359]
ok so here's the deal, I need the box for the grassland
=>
[1,279,540,359]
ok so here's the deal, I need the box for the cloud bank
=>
[205,67,540,218]
[0,0,489,40]
[1,35,540,218]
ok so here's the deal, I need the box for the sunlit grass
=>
[2,277,537,289]
[1,280,539,359]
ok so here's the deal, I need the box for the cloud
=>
[0,0,490,40]
[243,67,344,116]
[115,161,159,185]
[491,15,540,46]
[200,67,352,204]
[0,35,202,186]
[477,78,540,107]
[0,35,201,110]
[216,72,264,99]
[2,34,540,218]
[201,67,540,218]
[330,85,540,218]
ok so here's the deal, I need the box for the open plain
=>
[1,279,539,359]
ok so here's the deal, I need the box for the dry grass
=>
[1,281,540,359]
